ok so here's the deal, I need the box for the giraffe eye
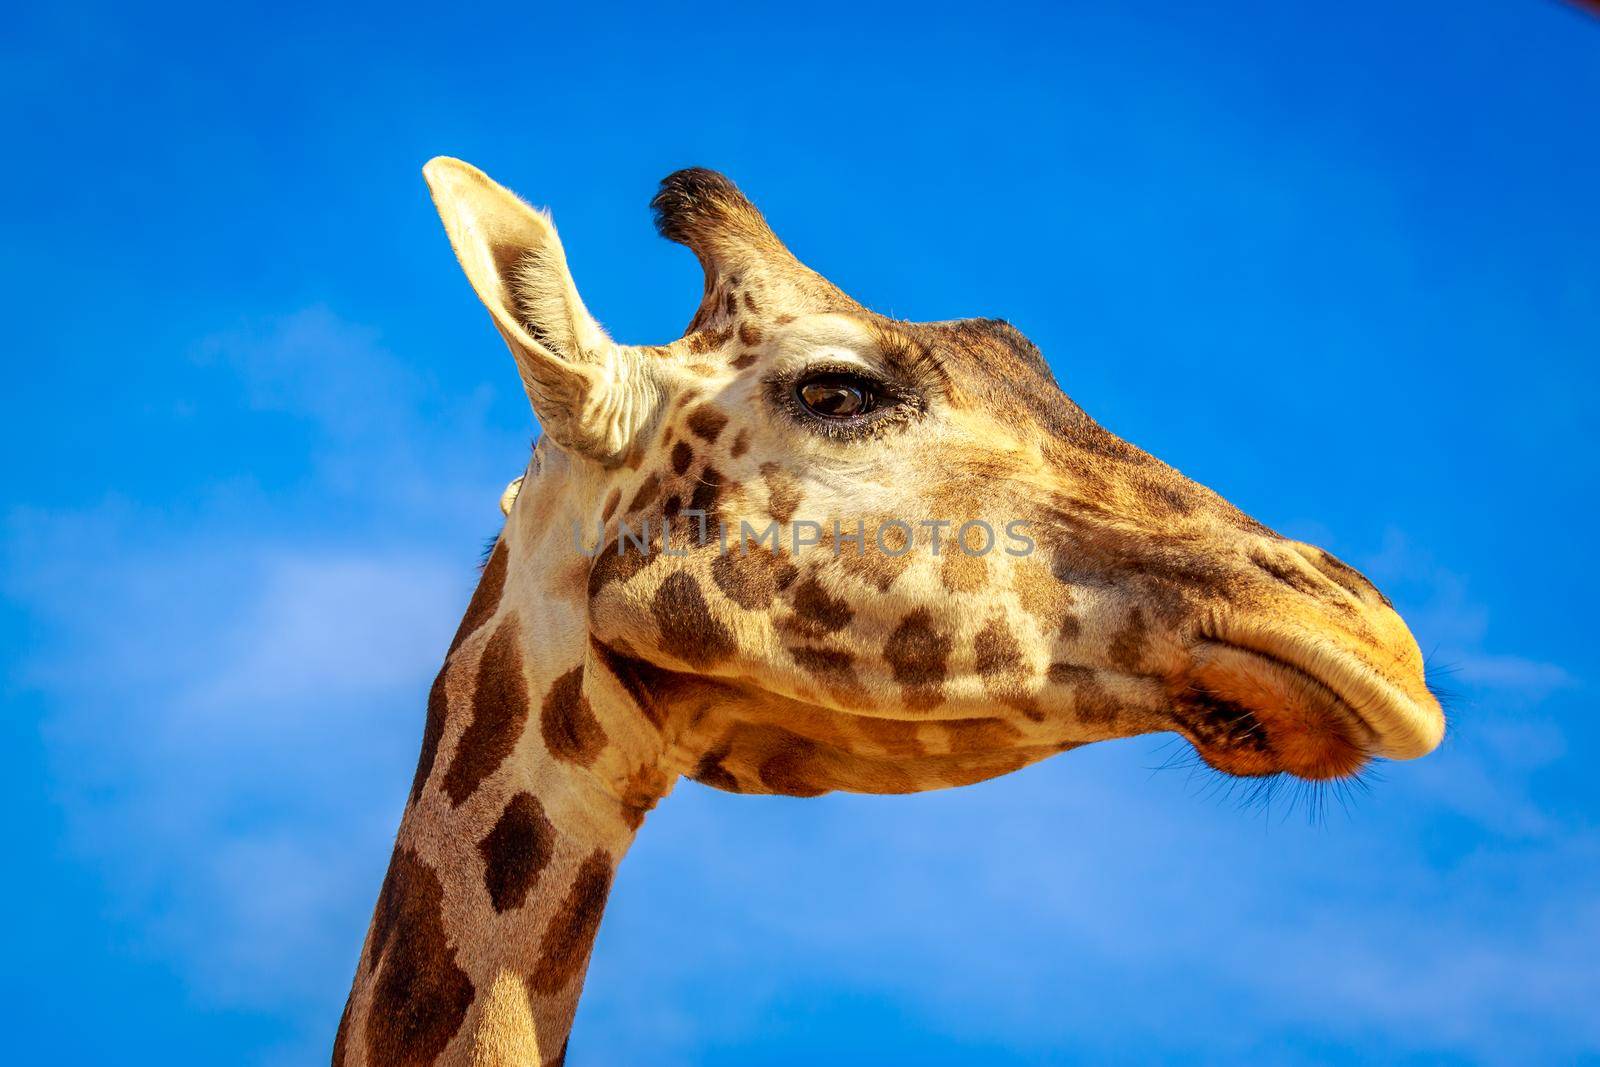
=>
[796,373,877,419]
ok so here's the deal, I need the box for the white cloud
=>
[6,497,467,1002]
[183,551,461,710]
[1452,652,1573,694]
[4,307,507,1062]
[1359,528,1574,695]
[197,306,423,441]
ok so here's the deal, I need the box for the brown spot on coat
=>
[442,617,529,805]
[972,617,1041,719]
[757,736,829,797]
[691,745,742,792]
[939,717,1024,753]
[587,637,695,733]
[788,644,864,705]
[1144,478,1197,517]
[852,714,926,757]
[670,441,694,476]
[1107,608,1149,673]
[527,850,615,996]
[688,466,725,517]
[541,667,607,766]
[730,351,758,370]
[826,533,911,593]
[787,644,855,682]
[1074,679,1120,725]
[618,765,668,829]
[1047,661,1092,686]
[712,544,798,609]
[973,619,1023,678]
[730,429,751,456]
[408,667,449,804]
[686,405,729,443]
[783,575,854,638]
[477,792,556,913]
[884,609,950,711]
[651,572,736,668]
[364,847,475,1066]
[600,488,621,522]
[447,540,508,656]
[586,540,655,599]
[686,325,733,354]
[759,462,802,523]
[738,321,762,346]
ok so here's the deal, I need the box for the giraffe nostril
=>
[1248,547,1328,599]
[1286,542,1391,608]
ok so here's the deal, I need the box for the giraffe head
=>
[424,159,1445,799]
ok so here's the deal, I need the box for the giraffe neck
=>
[336,449,678,1067]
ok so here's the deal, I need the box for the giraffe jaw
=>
[1177,632,1445,781]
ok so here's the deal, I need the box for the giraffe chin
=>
[1172,643,1379,782]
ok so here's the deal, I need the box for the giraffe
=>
[332,159,1446,1066]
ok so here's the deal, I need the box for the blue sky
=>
[3,1,1597,1063]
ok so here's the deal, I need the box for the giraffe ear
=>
[423,157,658,462]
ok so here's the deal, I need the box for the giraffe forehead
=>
[901,319,1083,427]
[764,313,878,363]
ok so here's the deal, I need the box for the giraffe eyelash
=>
[478,534,502,571]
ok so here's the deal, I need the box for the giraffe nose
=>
[1201,541,1445,766]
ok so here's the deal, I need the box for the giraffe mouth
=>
[1173,627,1443,781]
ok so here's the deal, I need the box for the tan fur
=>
[334,161,1446,1065]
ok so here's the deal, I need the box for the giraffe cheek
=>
[650,572,738,669]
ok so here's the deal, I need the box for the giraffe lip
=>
[1180,641,1371,780]
[1194,631,1444,763]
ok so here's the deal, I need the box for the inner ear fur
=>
[424,156,657,462]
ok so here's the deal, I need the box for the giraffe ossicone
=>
[334,159,1446,1066]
